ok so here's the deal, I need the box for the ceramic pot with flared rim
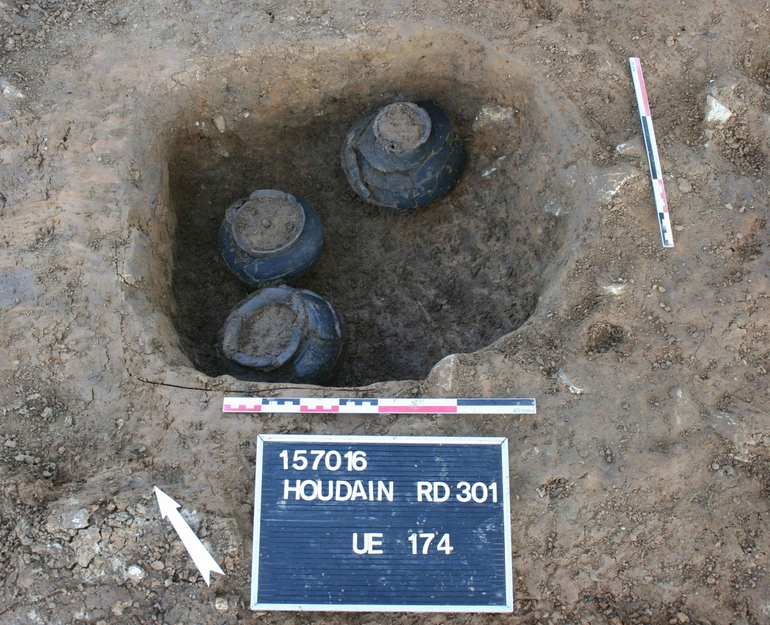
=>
[219,285,346,384]
[341,100,467,210]
[219,189,324,288]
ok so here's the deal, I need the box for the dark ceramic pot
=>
[219,189,324,287]
[220,285,346,384]
[341,100,467,210]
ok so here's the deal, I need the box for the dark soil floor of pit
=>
[170,95,555,386]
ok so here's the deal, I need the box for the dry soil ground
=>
[1,0,770,623]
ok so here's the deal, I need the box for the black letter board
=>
[252,435,513,612]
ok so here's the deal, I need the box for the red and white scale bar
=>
[629,57,674,248]
[223,397,536,415]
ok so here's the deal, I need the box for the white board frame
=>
[251,434,514,612]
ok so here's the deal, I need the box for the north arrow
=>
[154,486,225,586]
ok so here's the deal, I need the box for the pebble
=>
[4,439,17,448]
[677,613,690,624]
[666,36,675,47]
[214,598,229,612]
[46,508,90,536]
[127,564,147,583]
[712,463,720,470]
[723,465,734,476]
[615,136,645,157]
[213,115,226,133]
[150,560,165,570]
[677,178,692,193]
[705,96,732,124]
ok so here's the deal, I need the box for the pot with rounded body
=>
[341,100,467,210]
[219,189,324,287]
[220,285,346,384]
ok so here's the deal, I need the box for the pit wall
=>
[119,25,595,392]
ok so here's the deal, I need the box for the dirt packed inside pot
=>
[167,42,569,386]
[234,196,303,252]
[375,102,429,152]
[237,302,298,360]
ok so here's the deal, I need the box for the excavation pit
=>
[124,30,592,388]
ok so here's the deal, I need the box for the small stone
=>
[5,38,14,51]
[615,136,645,157]
[674,224,685,231]
[707,575,716,584]
[72,527,102,568]
[46,508,90,535]
[659,302,666,308]
[214,598,229,612]
[723,465,734,475]
[666,36,675,47]
[127,564,147,583]
[705,96,732,125]
[111,603,124,616]
[658,286,666,293]
[150,560,165,571]
[213,115,226,133]
[678,179,692,193]
[712,463,720,470]
[677,613,690,624]
[4,439,16,448]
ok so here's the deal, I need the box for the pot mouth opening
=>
[373,102,432,154]
[222,288,308,370]
[232,190,306,255]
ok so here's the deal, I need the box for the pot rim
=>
[373,101,432,155]
[231,189,307,256]
[222,287,307,370]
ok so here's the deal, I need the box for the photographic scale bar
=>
[629,57,674,248]
[223,397,536,415]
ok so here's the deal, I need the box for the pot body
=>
[341,100,467,210]
[220,286,346,384]
[220,189,324,287]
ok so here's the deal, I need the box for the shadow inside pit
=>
[169,83,559,386]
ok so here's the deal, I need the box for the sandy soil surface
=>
[0,0,769,623]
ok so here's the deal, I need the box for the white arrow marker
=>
[154,486,225,586]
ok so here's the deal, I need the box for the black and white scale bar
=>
[224,397,536,414]
[629,57,674,248]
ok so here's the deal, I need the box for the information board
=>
[252,435,513,612]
